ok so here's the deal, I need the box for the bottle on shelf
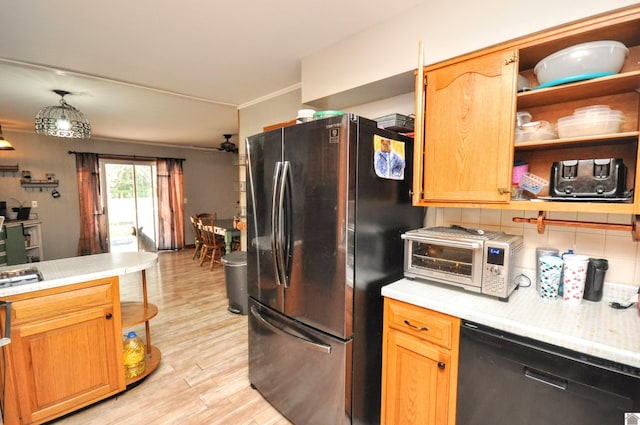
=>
[123,331,145,378]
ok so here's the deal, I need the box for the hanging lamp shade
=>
[35,90,91,139]
[0,125,15,150]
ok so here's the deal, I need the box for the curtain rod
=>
[67,151,186,161]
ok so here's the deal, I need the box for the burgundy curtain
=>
[156,158,185,250]
[75,153,108,255]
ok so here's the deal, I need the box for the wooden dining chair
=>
[199,212,227,247]
[199,218,224,270]
[189,215,204,260]
[197,212,217,221]
[190,213,218,260]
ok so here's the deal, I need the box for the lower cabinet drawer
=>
[385,298,456,349]
[11,280,115,324]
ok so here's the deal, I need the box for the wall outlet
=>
[31,200,37,208]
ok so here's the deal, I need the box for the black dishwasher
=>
[457,320,640,425]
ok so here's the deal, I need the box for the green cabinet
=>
[3,224,27,266]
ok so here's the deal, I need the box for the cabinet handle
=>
[105,313,112,320]
[404,319,428,331]
[498,187,510,195]
[438,361,446,370]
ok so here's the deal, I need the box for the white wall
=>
[302,0,639,103]
[0,130,237,260]
[239,88,305,143]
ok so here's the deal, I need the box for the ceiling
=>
[0,1,421,150]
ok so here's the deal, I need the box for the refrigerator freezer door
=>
[248,299,351,425]
[247,130,284,312]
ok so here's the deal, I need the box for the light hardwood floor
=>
[49,249,293,425]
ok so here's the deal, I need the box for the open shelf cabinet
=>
[121,269,161,386]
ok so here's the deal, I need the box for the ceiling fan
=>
[218,134,238,153]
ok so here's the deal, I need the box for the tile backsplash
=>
[426,207,639,287]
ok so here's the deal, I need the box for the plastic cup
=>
[562,254,589,304]
[536,247,559,292]
[538,256,564,300]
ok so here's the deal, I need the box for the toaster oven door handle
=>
[412,237,484,250]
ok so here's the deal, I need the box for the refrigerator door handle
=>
[250,305,332,354]
[271,161,284,286]
[279,160,292,288]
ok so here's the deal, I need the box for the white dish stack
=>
[514,111,557,143]
[556,105,624,138]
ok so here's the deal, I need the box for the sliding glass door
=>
[100,159,158,252]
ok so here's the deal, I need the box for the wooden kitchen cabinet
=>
[416,48,517,204]
[381,298,460,425]
[1,278,125,425]
[513,10,640,215]
[414,5,640,217]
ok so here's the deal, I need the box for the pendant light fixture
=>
[0,125,15,150]
[35,89,91,139]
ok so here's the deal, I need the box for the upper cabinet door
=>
[417,48,517,204]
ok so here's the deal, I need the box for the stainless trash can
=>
[221,251,247,315]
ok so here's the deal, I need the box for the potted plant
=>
[9,198,31,220]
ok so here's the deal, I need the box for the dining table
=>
[214,219,240,254]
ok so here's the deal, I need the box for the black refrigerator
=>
[246,114,423,425]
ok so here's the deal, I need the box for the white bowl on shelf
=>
[534,40,628,85]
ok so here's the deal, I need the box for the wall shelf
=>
[20,179,59,191]
[0,164,19,175]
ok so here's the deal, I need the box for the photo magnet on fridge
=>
[373,135,405,180]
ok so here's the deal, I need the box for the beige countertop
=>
[0,252,158,297]
[382,277,640,369]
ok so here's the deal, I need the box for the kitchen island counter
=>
[0,251,158,297]
[382,278,640,369]
[0,251,159,425]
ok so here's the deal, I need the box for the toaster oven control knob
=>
[488,265,501,275]
[596,185,605,194]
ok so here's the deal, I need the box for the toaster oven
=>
[402,226,523,301]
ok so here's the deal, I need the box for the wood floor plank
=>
[47,250,292,425]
